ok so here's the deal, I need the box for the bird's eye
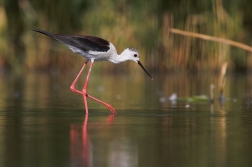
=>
[134,54,137,57]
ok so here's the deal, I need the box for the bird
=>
[32,28,152,114]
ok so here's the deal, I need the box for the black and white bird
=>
[32,29,152,114]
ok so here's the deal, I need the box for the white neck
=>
[109,49,130,64]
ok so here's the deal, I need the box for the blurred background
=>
[1,0,252,74]
[1,1,252,166]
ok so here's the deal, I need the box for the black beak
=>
[137,61,153,79]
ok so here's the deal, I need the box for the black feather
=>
[32,28,110,52]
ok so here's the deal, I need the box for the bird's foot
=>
[106,104,116,114]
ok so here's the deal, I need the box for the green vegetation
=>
[1,0,252,73]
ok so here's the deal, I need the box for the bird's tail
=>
[31,28,55,38]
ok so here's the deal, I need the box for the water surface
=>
[0,72,252,167]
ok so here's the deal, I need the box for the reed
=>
[0,0,251,73]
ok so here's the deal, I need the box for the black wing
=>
[32,28,110,52]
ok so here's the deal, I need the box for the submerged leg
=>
[69,61,90,113]
[82,61,116,114]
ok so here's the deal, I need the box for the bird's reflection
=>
[70,114,115,167]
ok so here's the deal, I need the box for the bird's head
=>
[121,48,152,79]
[124,48,140,62]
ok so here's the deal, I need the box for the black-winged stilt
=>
[32,29,152,114]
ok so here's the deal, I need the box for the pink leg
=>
[69,61,90,113]
[86,94,116,114]
[82,61,116,114]
[70,61,116,114]
[82,62,92,114]
[70,61,88,95]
